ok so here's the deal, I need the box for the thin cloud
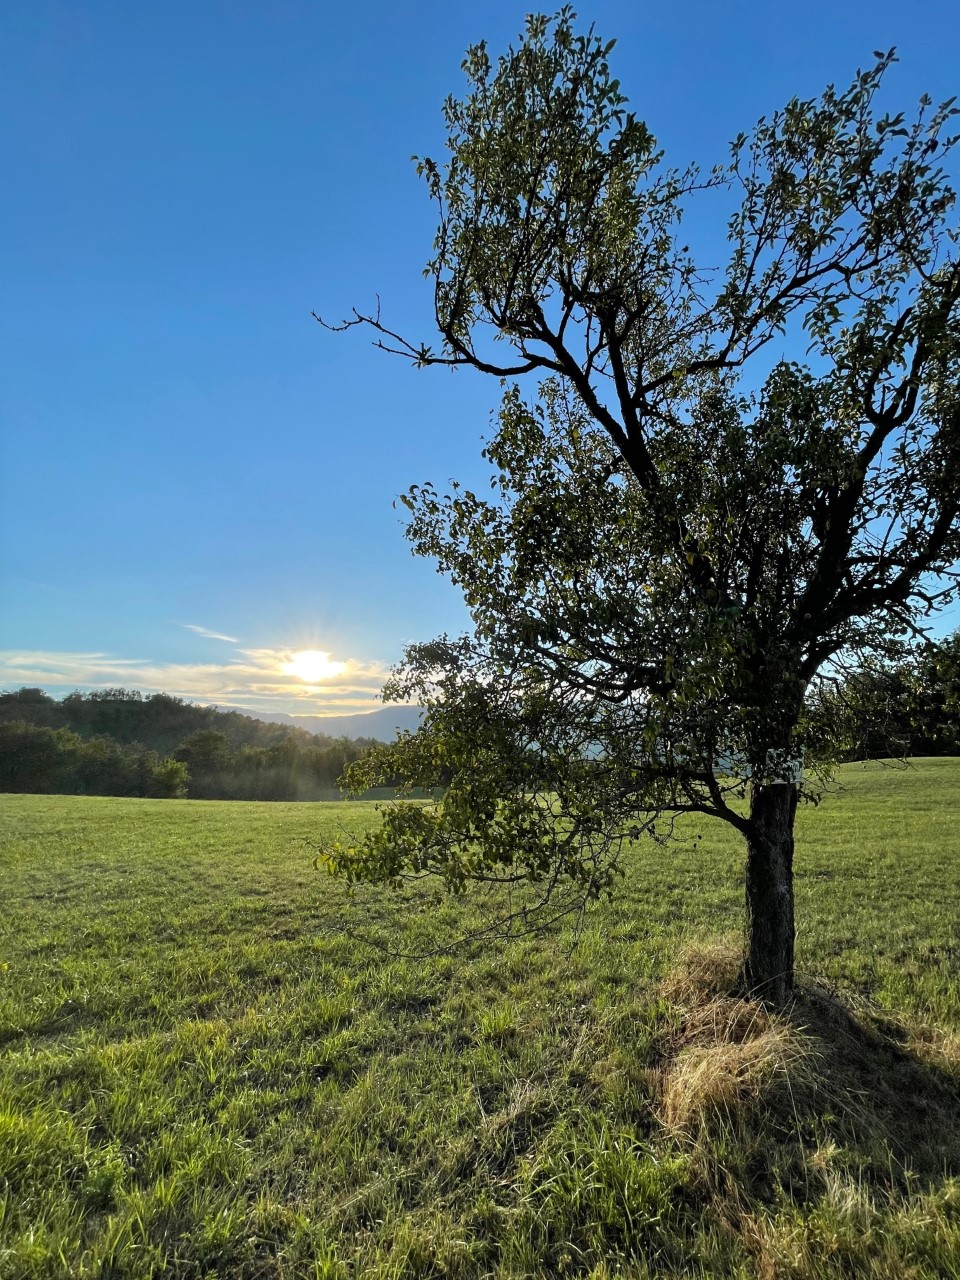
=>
[182,623,240,643]
[0,648,392,716]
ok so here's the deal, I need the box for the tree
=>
[144,754,190,799]
[829,629,960,758]
[0,722,80,793]
[320,10,960,1004]
[908,630,960,753]
[173,729,232,798]
[0,688,59,730]
[831,663,918,759]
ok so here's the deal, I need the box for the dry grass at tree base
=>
[1,760,960,1277]
[655,943,960,1265]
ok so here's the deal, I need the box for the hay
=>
[657,941,819,1144]
[661,1022,813,1134]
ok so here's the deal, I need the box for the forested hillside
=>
[0,688,381,801]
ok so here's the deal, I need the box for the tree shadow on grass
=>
[657,941,960,1203]
[785,982,960,1191]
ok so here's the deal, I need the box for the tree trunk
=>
[742,780,798,1005]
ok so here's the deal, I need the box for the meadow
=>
[2,760,959,1278]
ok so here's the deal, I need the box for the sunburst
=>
[283,650,345,683]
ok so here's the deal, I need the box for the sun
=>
[283,649,345,683]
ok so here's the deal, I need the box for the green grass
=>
[1,760,959,1277]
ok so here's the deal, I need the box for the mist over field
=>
[226,704,424,741]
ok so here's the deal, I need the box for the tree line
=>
[0,688,382,801]
[827,631,960,761]
[2,638,956,802]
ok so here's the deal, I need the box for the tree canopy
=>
[321,10,960,1002]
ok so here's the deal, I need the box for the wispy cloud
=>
[182,623,240,643]
[0,646,393,717]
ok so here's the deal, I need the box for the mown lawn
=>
[2,760,959,1278]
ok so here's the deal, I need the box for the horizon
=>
[1,683,423,741]
[4,0,959,713]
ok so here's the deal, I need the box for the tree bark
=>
[742,780,798,1005]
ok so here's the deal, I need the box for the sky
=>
[2,0,959,719]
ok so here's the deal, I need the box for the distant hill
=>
[0,687,405,753]
[0,688,413,802]
[0,687,423,749]
[224,704,424,742]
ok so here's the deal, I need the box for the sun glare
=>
[283,650,346,683]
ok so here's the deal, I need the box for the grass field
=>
[2,760,959,1278]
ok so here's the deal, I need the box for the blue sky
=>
[2,0,959,718]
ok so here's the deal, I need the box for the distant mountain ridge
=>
[224,704,423,741]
